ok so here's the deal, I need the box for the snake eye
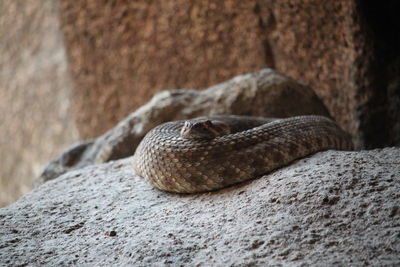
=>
[204,120,213,127]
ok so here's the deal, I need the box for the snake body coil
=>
[132,115,353,193]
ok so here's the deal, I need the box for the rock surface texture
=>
[36,69,330,184]
[0,0,78,206]
[60,0,271,138]
[1,148,399,266]
[60,0,400,148]
[258,0,400,148]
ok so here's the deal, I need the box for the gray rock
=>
[2,148,399,266]
[34,140,94,186]
[37,68,330,184]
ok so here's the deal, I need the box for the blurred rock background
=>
[0,1,78,206]
[1,0,399,206]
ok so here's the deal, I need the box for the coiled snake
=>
[132,115,353,193]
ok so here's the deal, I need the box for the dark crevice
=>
[357,0,400,148]
[254,1,276,68]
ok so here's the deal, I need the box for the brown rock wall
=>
[258,0,359,143]
[60,0,400,148]
[260,0,400,148]
[60,0,272,138]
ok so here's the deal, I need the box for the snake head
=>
[180,120,230,140]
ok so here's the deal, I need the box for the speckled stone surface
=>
[262,1,360,142]
[259,0,399,149]
[59,0,400,148]
[1,147,399,266]
[60,0,270,138]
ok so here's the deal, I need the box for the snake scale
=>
[132,115,353,193]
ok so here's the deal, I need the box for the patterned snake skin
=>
[132,115,353,193]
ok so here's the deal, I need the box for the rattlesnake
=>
[132,115,353,193]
